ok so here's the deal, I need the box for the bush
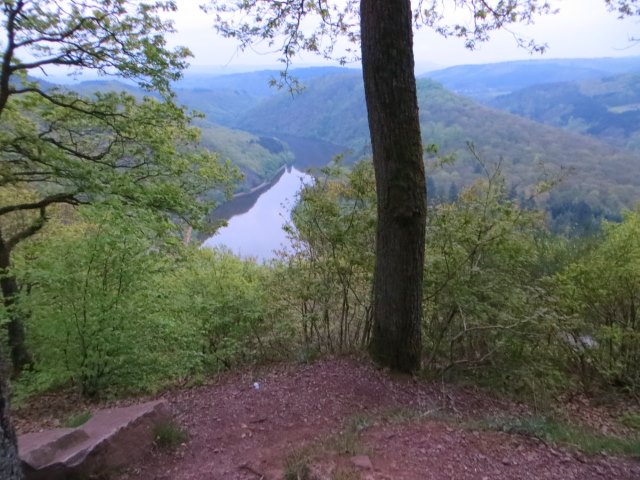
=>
[553,208,640,393]
[422,164,564,397]
[162,246,278,371]
[152,420,189,449]
[274,160,376,353]
[11,202,281,398]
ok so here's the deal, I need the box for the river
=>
[202,136,346,261]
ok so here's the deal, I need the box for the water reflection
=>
[202,166,311,261]
[203,135,347,261]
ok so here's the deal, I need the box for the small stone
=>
[351,455,373,470]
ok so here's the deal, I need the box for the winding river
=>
[202,136,345,261]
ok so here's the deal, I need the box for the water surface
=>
[202,167,310,260]
[203,136,346,261]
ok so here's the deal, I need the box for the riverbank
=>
[207,135,347,224]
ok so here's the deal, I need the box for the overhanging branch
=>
[0,192,79,217]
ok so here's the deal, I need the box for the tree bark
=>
[0,353,23,480]
[0,236,32,377]
[361,0,426,372]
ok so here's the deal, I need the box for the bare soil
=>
[14,356,640,479]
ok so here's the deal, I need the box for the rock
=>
[351,455,373,470]
[19,400,171,480]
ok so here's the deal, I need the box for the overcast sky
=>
[166,0,640,73]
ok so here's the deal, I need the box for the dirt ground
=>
[15,356,640,479]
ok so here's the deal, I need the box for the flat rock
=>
[351,454,373,470]
[19,399,170,480]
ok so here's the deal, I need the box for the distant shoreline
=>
[232,164,288,201]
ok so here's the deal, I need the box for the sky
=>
[166,0,640,74]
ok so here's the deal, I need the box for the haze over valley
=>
[53,54,640,255]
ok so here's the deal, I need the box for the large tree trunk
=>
[0,354,23,480]
[0,239,32,376]
[361,0,426,372]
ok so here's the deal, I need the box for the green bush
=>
[162,246,278,371]
[422,164,564,397]
[11,201,280,399]
[553,208,640,393]
[274,160,376,353]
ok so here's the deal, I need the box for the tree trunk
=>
[361,0,426,372]
[0,240,32,376]
[0,354,23,480]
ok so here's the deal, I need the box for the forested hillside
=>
[63,64,640,231]
[225,71,640,227]
[428,56,640,100]
[489,73,640,151]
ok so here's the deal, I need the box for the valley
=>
[64,56,640,239]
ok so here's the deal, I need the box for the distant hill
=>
[175,67,358,125]
[34,65,640,226]
[235,71,369,154]
[36,78,294,192]
[427,57,640,101]
[197,122,294,191]
[489,73,640,151]
[176,66,356,92]
[232,71,640,218]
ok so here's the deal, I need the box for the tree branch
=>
[0,192,79,217]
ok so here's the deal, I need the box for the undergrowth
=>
[64,411,92,428]
[477,415,640,457]
[152,420,189,449]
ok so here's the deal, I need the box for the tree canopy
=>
[1,1,234,246]
[0,4,233,477]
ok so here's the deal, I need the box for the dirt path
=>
[95,356,638,480]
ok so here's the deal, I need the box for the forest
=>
[1,1,640,479]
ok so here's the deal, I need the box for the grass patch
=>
[619,411,640,430]
[480,415,640,457]
[64,411,92,428]
[331,467,360,480]
[152,420,188,449]
[283,448,318,480]
[326,413,372,456]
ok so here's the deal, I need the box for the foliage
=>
[422,158,563,396]
[0,0,237,381]
[13,205,199,397]
[0,1,236,275]
[620,411,640,430]
[152,420,189,449]
[283,450,316,480]
[553,209,640,393]
[64,411,92,428]
[482,414,640,457]
[162,247,278,372]
[11,205,282,398]
[273,160,376,353]
[0,88,233,239]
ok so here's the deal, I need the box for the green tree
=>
[0,1,237,372]
[554,209,640,393]
[277,160,376,353]
[207,0,553,372]
[0,2,232,478]
[15,205,183,397]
